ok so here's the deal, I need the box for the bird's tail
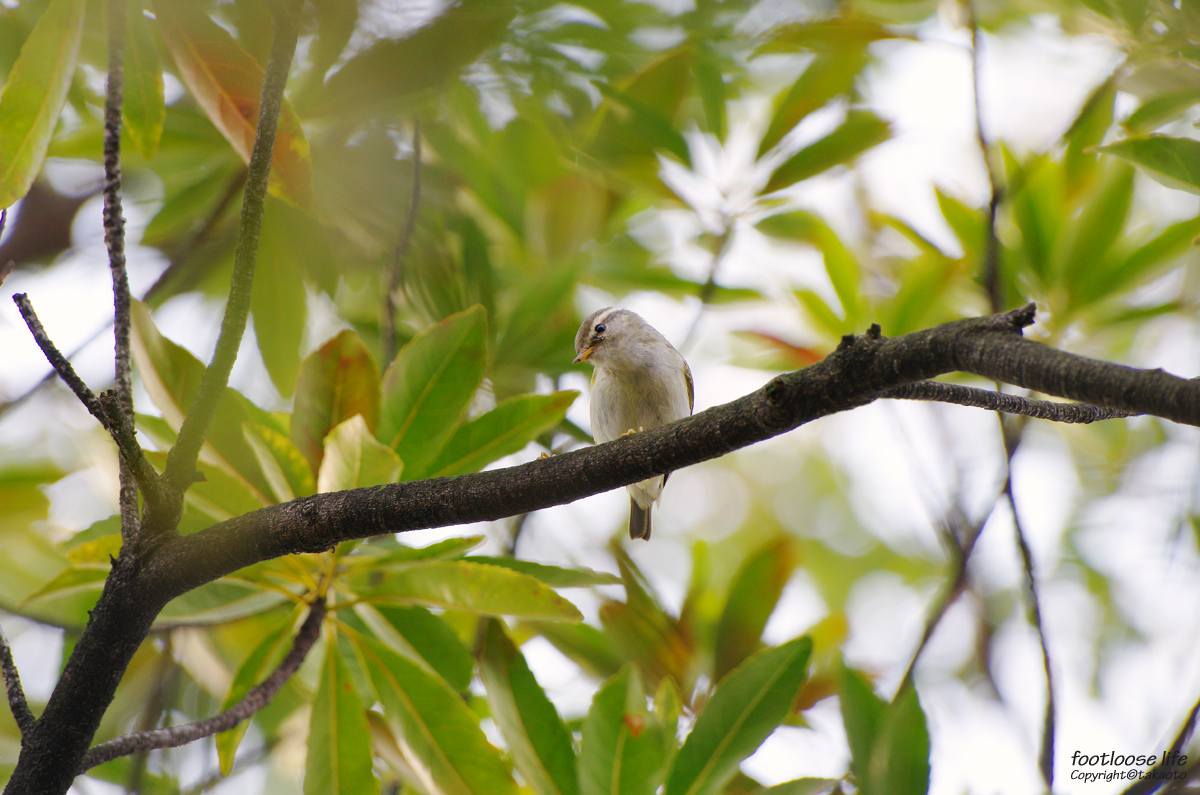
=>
[628,497,651,540]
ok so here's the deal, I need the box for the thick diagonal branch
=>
[141,305,1200,602]
[79,598,325,771]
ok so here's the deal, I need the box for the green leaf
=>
[1077,215,1200,305]
[122,0,165,159]
[758,47,867,157]
[318,415,403,492]
[692,43,727,141]
[1064,75,1115,186]
[580,666,668,795]
[753,19,906,56]
[306,634,380,795]
[1057,159,1135,285]
[378,305,488,479]
[764,111,890,193]
[21,565,108,606]
[839,664,885,783]
[1124,89,1200,134]
[1096,135,1200,196]
[338,537,487,574]
[465,557,622,588]
[934,189,985,265]
[130,301,275,502]
[713,538,798,681]
[595,81,691,166]
[371,604,474,693]
[155,579,293,626]
[363,561,582,621]
[153,0,314,209]
[253,197,309,397]
[356,633,518,795]
[244,421,316,502]
[306,0,515,118]
[0,0,86,208]
[426,391,578,478]
[216,607,300,775]
[866,687,930,795]
[521,620,627,681]
[292,329,381,477]
[479,620,580,795]
[590,48,693,167]
[664,637,813,795]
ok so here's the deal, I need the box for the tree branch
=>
[383,120,421,366]
[140,304,1200,602]
[103,0,140,543]
[163,3,299,498]
[79,598,324,771]
[0,625,34,736]
[964,0,1005,311]
[11,294,163,503]
[880,380,1133,422]
[1123,689,1200,795]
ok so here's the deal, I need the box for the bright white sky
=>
[2,9,1200,795]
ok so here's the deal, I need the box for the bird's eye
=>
[595,324,606,334]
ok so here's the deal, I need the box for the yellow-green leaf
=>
[0,0,86,208]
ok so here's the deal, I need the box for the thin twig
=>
[79,597,325,771]
[0,624,35,735]
[180,741,275,795]
[881,380,1134,423]
[1122,691,1200,795]
[680,228,734,354]
[964,0,1004,311]
[12,294,163,504]
[1005,436,1056,790]
[104,0,140,544]
[164,3,300,496]
[383,120,422,366]
[897,493,998,693]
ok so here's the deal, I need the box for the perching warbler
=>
[573,308,693,540]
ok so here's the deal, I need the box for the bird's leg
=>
[618,427,644,437]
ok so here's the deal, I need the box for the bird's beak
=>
[573,345,596,364]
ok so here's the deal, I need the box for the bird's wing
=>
[684,359,694,414]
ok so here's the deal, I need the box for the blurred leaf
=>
[1124,89,1200,134]
[1096,135,1200,196]
[839,664,885,783]
[216,606,301,775]
[426,391,577,478]
[0,0,85,209]
[155,578,293,626]
[253,197,310,396]
[1004,149,1063,281]
[363,561,583,620]
[480,620,580,795]
[765,111,890,193]
[753,20,907,56]
[756,779,842,795]
[306,634,380,795]
[591,47,692,167]
[1076,214,1200,306]
[692,42,727,140]
[521,620,626,681]
[758,48,867,157]
[378,305,487,479]
[580,666,668,795]
[130,301,275,501]
[21,565,108,606]
[713,538,798,681]
[308,0,515,117]
[664,637,813,795]
[244,421,316,502]
[154,0,314,208]
[123,0,165,159]
[934,189,985,265]
[866,687,930,795]
[1064,74,1116,187]
[1057,159,1135,285]
[466,557,622,588]
[338,537,487,574]
[356,633,518,795]
[292,329,381,477]
[318,415,403,492]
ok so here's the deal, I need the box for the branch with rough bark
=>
[0,626,34,736]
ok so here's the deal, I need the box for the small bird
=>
[574,308,693,540]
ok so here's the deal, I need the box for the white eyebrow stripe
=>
[591,307,620,327]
